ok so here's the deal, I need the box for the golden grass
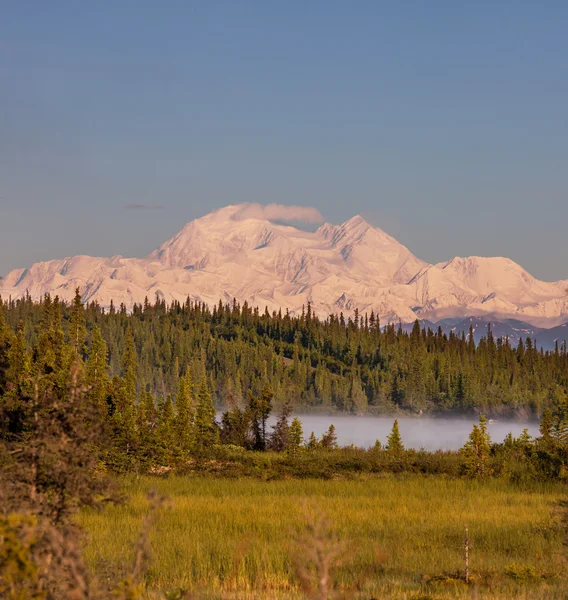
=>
[78,475,567,599]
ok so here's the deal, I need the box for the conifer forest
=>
[1,292,567,599]
[2,290,568,419]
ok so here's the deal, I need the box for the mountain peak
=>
[1,204,567,328]
[340,215,371,230]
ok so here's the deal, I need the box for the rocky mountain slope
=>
[1,204,567,327]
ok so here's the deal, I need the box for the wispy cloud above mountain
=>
[231,203,323,223]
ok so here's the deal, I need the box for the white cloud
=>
[231,203,324,223]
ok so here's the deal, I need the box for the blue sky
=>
[1,1,567,280]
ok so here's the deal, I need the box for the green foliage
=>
[287,417,304,457]
[307,431,320,450]
[85,325,109,417]
[460,414,493,478]
[321,424,338,449]
[69,287,87,358]
[386,419,405,456]
[0,513,44,600]
[174,367,194,453]
[0,292,567,480]
[2,294,567,418]
[270,400,291,451]
[504,563,542,581]
[247,381,273,451]
[194,378,218,451]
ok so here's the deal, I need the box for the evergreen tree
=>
[175,367,194,453]
[156,394,175,460]
[350,373,368,414]
[386,420,404,456]
[307,431,319,450]
[137,389,158,456]
[0,321,29,439]
[287,417,304,457]
[138,389,157,432]
[220,379,250,447]
[538,408,555,451]
[552,394,568,445]
[194,378,218,451]
[69,288,87,358]
[85,326,109,417]
[33,295,71,398]
[390,375,404,407]
[270,400,292,451]
[111,328,138,453]
[320,424,338,449]
[247,382,273,451]
[121,327,138,404]
[0,305,13,396]
[258,381,273,449]
[6,321,29,392]
[158,395,175,435]
[460,414,493,478]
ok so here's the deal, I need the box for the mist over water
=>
[268,415,540,451]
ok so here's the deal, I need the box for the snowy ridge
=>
[1,203,567,327]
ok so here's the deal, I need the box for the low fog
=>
[265,415,540,451]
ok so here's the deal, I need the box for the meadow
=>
[79,475,567,599]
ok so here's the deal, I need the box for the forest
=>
[1,291,568,599]
[0,290,567,475]
[1,290,568,419]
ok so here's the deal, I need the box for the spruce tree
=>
[247,383,273,451]
[552,395,568,445]
[85,326,109,417]
[6,321,30,391]
[258,381,273,450]
[111,328,138,455]
[386,420,404,456]
[287,417,304,457]
[307,431,319,450]
[137,389,158,458]
[0,304,13,396]
[69,288,87,358]
[194,378,218,451]
[220,379,250,447]
[33,295,71,398]
[121,327,138,404]
[538,408,555,451]
[158,395,175,438]
[270,400,291,451]
[1,321,31,440]
[321,424,338,449]
[350,374,368,414]
[138,389,157,432]
[175,367,194,453]
[460,414,493,478]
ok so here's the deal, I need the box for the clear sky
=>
[1,1,567,280]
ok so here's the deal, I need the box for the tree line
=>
[0,290,566,472]
[2,291,568,419]
[1,291,567,598]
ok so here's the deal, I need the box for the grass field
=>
[79,475,567,599]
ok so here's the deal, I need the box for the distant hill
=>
[399,317,568,351]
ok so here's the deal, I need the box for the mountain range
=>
[1,204,567,340]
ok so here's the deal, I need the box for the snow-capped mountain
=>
[1,204,567,328]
